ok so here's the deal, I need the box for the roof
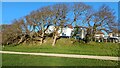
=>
[66,24,73,29]
[95,31,104,34]
[74,26,88,29]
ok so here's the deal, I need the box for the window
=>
[62,33,66,36]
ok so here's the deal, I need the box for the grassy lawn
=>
[2,38,119,56]
[2,54,118,66]
[2,38,119,66]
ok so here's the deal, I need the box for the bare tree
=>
[2,3,118,45]
[51,4,69,46]
[71,3,91,26]
[2,19,22,45]
[23,6,54,44]
[84,5,116,41]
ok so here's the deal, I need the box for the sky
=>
[2,2,118,25]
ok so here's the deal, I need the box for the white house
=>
[45,25,55,34]
[59,27,73,37]
[108,32,119,37]
[45,24,73,37]
[108,32,120,43]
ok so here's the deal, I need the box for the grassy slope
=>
[2,54,118,66]
[2,38,119,56]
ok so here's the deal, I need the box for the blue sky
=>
[2,2,118,24]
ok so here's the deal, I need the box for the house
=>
[108,32,120,43]
[73,26,105,41]
[46,24,117,43]
[59,24,73,37]
[45,25,55,34]
[108,32,119,37]
[45,24,73,37]
[45,25,89,39]
[94,31,105,39]
[94,31,105,42]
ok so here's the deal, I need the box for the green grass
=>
[2,38,119,66]
[2,54,118,66]
[2,38,119,56]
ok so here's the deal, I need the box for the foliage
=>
[1,20,22,45]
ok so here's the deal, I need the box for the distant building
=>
[108,32,120,43]
[45,24,120,43]
[108,32,119,37]
[94,31,105,39]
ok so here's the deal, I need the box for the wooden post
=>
[105,39,107,43]
[102,38,103,42]
[113,39,115,43]
[95,38,96,42]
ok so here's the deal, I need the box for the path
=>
[0,51,119,61]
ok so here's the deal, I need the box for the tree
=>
[84,5,117,42]
[2,20,22,45]
[18,6,54,44]
[2,3,118,45]
[70,3,92,42]
[71,3,91,26]
[37,6,53,44]
[51,4,69,46]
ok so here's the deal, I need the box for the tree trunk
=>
[102,38,103,42]
[105,39,107,43]
[40,33,44,44]
[18,35,25,44]
[95,38,96,42]
[52,35,57,46]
